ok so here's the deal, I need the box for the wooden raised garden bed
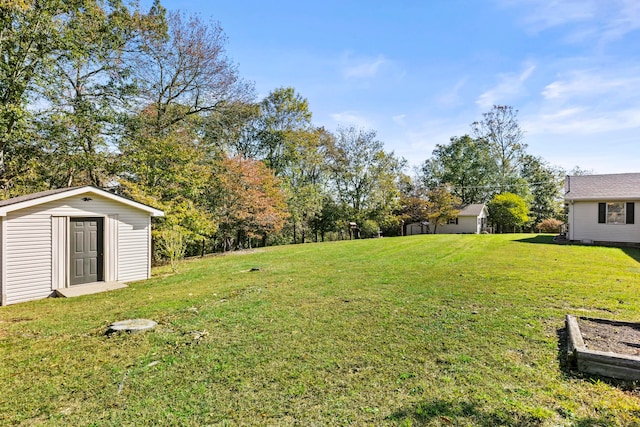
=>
[566,314,640,381]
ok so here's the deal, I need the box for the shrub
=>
[537,218,563,233]
[360,219,380,238]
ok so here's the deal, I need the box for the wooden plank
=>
[576,348,640,381]
[565,314,585,365]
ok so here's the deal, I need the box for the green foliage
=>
[520,154,565,224]
[426,186,461,234]
[488,192,529,232]
[156,226,186,272]
[472,105,527,192]
[254,87,312,175]
[328,126,405,226]
[421,135,496,204]
[360,219,379,238]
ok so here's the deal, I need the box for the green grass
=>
[2,234,640,426]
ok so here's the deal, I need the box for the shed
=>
[435,204,489,234]
[0,186,164,305]
[405,221,430,236]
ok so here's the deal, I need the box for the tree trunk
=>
[293,222,297,244]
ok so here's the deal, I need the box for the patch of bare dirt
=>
[579,317,640,356]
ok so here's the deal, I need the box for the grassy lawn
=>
[2,234,640,426]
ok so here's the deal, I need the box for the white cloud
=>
[600,0,640,43]
[330,111,375,129]
[542,71,640,101]
[392,114,407,127]
[524,107,640,135]
[497,0,640,44]
[342,53,388,79]
[437,78,467,109]
[476,63,536,109]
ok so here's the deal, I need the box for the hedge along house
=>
[0,186,164,305]
[565,173,640,245]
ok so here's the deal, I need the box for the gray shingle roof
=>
[565,173,640,201]
[458,204,486,216]
[0,187,82,208]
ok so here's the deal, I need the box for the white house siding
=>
[117,210,150,282]
[406,222,429,236]
[436,216,479,234]
[568,201,640,243]
[3,194,151,305]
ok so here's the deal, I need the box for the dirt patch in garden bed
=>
[578,318,640,357]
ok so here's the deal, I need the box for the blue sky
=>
[144,0,640,174]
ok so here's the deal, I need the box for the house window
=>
[447,218,459,225]
[598,202,635,224]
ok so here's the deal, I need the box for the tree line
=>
[1,1,567,262]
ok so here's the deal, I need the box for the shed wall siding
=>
[436,216,479,234]
[4,194,151,305]
[569,201,640,243]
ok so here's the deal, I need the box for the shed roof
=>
[0,186,164,217]
[458,204,487,216]
[564,173,640,201]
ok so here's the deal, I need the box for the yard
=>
[1,234,640,425]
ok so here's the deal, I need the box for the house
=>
[405,221,430,236]
[564,173,640,244]
[405,204,489,235]
[0,186,164,305]
[435,204,489,234]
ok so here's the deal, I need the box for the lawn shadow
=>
[621,247,640,265]
[513,235,557,245]
[514,235,640,265]
[387,398,544,426]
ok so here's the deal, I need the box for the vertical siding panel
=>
[104,214,119,282]
[51,216,67,290]
[117,211,150,282]
[1,217,6,306]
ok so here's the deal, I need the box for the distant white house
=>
[405,204,489,235]
[0,186,164,305]
[435,204,489,234]
[405,221,430,236]
[564,173,640,244]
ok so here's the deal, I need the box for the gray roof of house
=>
[0,187,82,207]
[459,204,486,216]
[565,173,640,201]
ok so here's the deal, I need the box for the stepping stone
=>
[108,319,157,334]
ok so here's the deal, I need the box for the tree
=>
[327,126,405,226]
[420,135,497,204]
[488,192,529,233]
[36,0,141,187]
[129,8,253,136]
[282,127,334,243]
[520,154,564,227]
[309,195,342,242]
[425,186,461,234]
[0,1,76,195]
[472,105,527,192]
[253,87,313,175]
[212,155,288,250]
[118,8,252,254]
